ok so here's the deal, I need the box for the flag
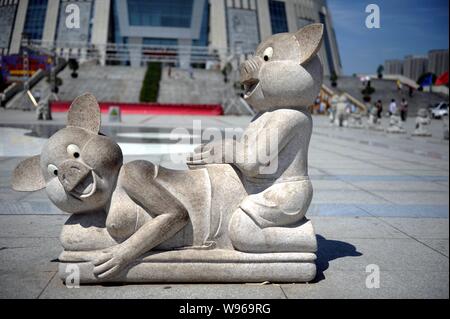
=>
[435,72,449,86]
[420,74,433,87]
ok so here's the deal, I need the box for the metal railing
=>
[24,40,234,66]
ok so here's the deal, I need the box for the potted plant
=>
[361,80,375,102]
[68,58,79,78]
[330,72,338,87]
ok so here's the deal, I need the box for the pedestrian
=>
[320,100,326,114]
[396,80,403,92]
[389,99,397,116]
[400,98,408,121]
[375,100,383,119]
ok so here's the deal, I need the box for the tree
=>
[140,62,162,103]
[377,65,384,79]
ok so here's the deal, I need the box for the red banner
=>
[50,101,224,116]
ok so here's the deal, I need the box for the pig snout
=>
[240,56,263,84]
[58,160,91,193]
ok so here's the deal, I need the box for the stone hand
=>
[92,244,134,279]
[186,140,237,165]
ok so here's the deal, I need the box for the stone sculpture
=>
[334,94,349,127]
[412,108,432,137]
[11,24,323,283]
[386,108,406,134]
[35,85,56,121]
[329,94,339,124]
[367,106,383,131]
[348,107,364,129]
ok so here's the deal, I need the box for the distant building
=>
[403,55,428,82]
[217,0,342,75]
[428,49,449,76]
[384,59,403,75]
[384,49,449,82]
[1,0,342,75]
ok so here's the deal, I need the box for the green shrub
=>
[140,62,162,102]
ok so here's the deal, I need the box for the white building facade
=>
[403,55,429,82]
[384,59,403,75]
[1,0,341,75]
[428,49,449,77]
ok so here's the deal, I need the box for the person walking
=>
[400,98,408,122]
[375,100,383,119]
[396,80,403,92]
[389,99,397,116]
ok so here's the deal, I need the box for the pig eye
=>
[263,47,273,61]
[67,144,81,159]
[48,164,58,176]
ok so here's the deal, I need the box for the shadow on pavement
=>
[313,235,362,283]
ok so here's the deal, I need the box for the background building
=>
[1,0,341,75]
[428,49,449,77]
[403,55,428,82]
[384,59,403,75]
[383,49,449,83]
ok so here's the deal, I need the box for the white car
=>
[430,102,449,119]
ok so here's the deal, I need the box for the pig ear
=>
[12,155,45,192]
[67,93,101,133]
[294,23,324,65]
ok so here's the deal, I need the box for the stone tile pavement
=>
[0,110,448,298]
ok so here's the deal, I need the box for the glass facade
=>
[143,38,178,46]
[127,0,194,28]
[192,1,209,47]
[112,0,124,44]
[269,0,288,34]
[319,12,336,75]
[23,0,48,40]
[297,18,314,29]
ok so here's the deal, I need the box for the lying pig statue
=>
[11,23,324,283]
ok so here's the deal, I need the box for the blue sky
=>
[327,0,449,75]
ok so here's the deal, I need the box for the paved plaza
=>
[0,109,448,299]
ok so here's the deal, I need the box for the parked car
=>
[430,102,449,119]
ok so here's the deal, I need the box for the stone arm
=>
[187,110,308,177]
[93,161,189,279]
[233,118,301,177]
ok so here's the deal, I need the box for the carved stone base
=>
[412,131,432,137]
[386,127,406,134]
[59,249,317,283]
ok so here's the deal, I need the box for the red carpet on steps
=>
[50,101,224,116]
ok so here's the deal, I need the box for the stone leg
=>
[228,208,317,253]
[228,179,316,253]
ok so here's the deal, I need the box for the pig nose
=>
[240,56,263,83]
[58,160,91,193]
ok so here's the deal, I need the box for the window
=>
[319,12,336,75]
[127,0,194,28]
[192,1,209,47]
[23,0,48,40]
[269,0,288,34]
[143,38,178,46]
[297,18,314,29]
